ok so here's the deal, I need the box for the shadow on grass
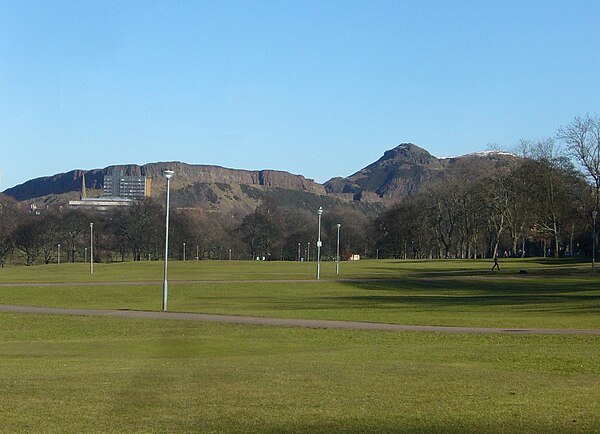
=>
[334,269,600,311]
[329,294,600,309]
[342,276,599,294]
[354,258,593,279]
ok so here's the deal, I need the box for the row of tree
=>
[0,194,370,265]
[0,115,598,266]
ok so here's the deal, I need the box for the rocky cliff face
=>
[4,162,325,201]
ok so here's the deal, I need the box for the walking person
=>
[491,252,500,271]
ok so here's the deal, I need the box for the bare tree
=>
[426,179,463,258]
[375,196,435,259]
[125,199,163,261]
[525,139,583,257]
[322,206,370,259]
[557,114,600,210]
[0,194,19,266]
[14,218,44,265]
[238,197,285,260]
[39,213,60,264]
[60,210,87,262]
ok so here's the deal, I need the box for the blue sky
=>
[2,0,600,190]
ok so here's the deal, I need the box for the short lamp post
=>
[336,223,341,275]
[316,207,323,280]
[57,244,61,265]
[593,210,598,272]
[162,169,174,311]
[183,242,186,261]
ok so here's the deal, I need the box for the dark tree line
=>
[236,197,373,261]
[0,192,374,265]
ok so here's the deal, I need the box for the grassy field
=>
[0,258,598,329]
[0,259,599,432]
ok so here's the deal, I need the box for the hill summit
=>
[324,143,444,200]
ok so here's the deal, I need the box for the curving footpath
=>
[1,304,599,335]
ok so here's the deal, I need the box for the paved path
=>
[1,304,598,335]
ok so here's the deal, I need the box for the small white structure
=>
[349,254,361,261]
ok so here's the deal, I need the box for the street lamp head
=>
[336,223,341,229]
[317,206,323,215]
[593,210,598,219]
[163,169,175,180]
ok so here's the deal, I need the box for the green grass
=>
[0,313,599,433]
[1,259,599,432]
[0,256,590,283]
[1,259,598,329]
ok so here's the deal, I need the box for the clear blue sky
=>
[2,0,600,190]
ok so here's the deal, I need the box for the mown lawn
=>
[1,259,598,329]
[0,256,591,282]
[0,259,599,432]
[0,313,599,433]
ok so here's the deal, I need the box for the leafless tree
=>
[557,114,600,211]
[524,139,584,257]
[0,194,19,266]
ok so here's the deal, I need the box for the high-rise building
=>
[68,172,151,210]
[103,173,151,199]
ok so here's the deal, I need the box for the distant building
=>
[68,172,151,210]
[103,173,151,200]
[68,197,136,211]
[29,203,65,215]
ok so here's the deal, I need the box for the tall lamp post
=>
[593,210,598,272]
[90,223,94,274]
[336,223,341,275]
[162,169,174,311]
[57,244,60,265]
[316,207,323,280]
[183,242,186,261]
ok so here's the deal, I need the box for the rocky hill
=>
[324,143,444,200]
[324,143,518,202]
[4,162,325,202]
[4,144,519,213]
